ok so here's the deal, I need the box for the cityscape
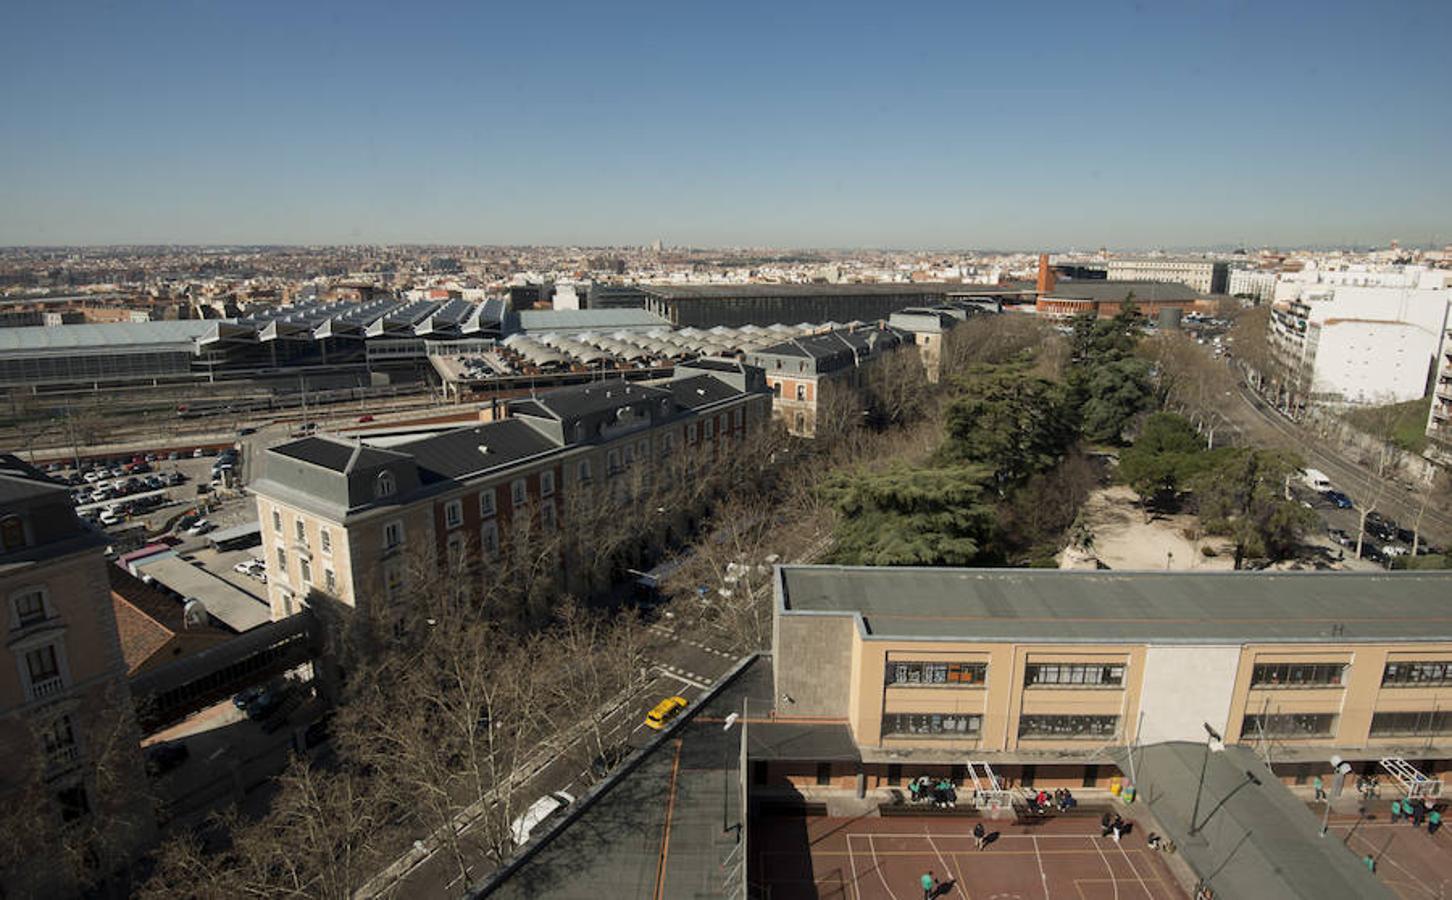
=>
[3,2,1452,900]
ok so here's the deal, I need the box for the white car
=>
[83,471,102,483]
[510,791,575,846]
[99,510,124,526]
[186,518,212,536]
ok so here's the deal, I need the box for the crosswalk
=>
[647,623,738,660]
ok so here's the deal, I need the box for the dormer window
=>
[0,515,26,552]
[375,470,396,499]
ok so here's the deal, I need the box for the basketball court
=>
[755,814,1186,899]
[1328,814,1452,900]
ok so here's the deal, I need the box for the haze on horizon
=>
[1,0,1447,250]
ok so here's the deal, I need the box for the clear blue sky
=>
[2,0,1447,249]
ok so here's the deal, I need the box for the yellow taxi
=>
[644,695,688,730]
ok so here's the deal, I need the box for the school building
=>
[768,565,1452,793]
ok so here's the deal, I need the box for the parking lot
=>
[48,447,247,536]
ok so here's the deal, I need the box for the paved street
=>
[376,618,749,897]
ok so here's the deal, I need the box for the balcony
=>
[28,676,66,701]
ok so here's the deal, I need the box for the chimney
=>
[1036,253,1057,296]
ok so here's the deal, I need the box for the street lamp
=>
[1320,756,1353,837]
[1188,723,1225,836]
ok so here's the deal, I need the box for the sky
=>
[1,0,1448,249]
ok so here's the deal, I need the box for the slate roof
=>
[666,374,743,410]
[0,454,65,504]
[269,436,412,474]
[399,420,560,482]
[514,379,672,421]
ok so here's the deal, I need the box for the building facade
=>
[1269,265,1452,405]
[742,325,910,437]
[1228,267,1279,303]
[250,360,772,623]
[1428,319,1452,463]
[772,566,1452,789]
[0,456,154,892]
[1035,280,1204,319]
[637,283,1022,329]
[1100,258,1229,294]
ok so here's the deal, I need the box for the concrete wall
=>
[1138,645,1242,743]
[773,612,855,718]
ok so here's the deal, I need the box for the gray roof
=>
[666,373,743,410]
[131,554,271,633]
[0,320,219,356]
[269,436,408,474]
[399,420,559,482]
[0,454,65,505]
[511,309,671,333]
[513,379,671,421]
[1115,742,1392,900]
[776,566,1452,644]
[1044,279,1205,302]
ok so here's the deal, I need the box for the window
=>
[795,384,806,401]
[272,509,282,533]
[480,521,500,559]
[25,644,63,698]
[276,547,287,571]
[704,419,714,439]
[1370,711,1452,737]
[384,562,404,600]
[1241,713,1336,738]
[540,502,557,531]
[1382,662,1452,687]
[1017,715,1119,739]
[295,519,307,544]
[446,533,465,567]
[883,713,983,738]
[687,423,698,444]
[324,569,337,593]
[816,763,832,785]
[1024,663,1125,688]
[540,470,555,498]
[511,478,527,508]
[772,381,782,397]
[636,440,648,463]
[1250,663,1346,688]
[383,520,404,551]
[577,460,592,484]
[718,414,727,434]
[320,528,332,556]
[480,489,497,518]
[607,449,622,475]
[0,515,25,551]
[734,408,744,429]
[444,499,463,529]
[886,661,987,686]
[299,559,312,585]
[55,783,89,823]
[11,588,48,628]
[375,470,396,499]
[42,714,77,765]
[659,433,673,456]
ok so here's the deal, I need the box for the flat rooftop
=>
[777,566,1452,644]
[638,282,1003,300]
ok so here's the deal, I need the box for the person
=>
[973,821,987,851]
[1364,854,1376,873]
[1101,811,1114,837]
[1391,798,1402,823]
[921,871,936,900]
[1063,789,1077,810]
[1314,775,1326,801]
[1147,832,1162,851]
[1412,800,1425,828]
[1429,808,1442,836]
[1111,814,1124,843]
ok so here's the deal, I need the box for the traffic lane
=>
[387,674,707,898]
[1230,386,1452,544]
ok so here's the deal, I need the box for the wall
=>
[774,612,855,718]
[1137,645,1242,743]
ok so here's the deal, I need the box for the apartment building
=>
[250,359,771,622]
[1228,267,1279,303]
[1428,320,1452,464]
[742,325,910,437]
[1100,258,1229,294]
[0,455,154,892]
[771,566,1452,789]
[887,307,969,383]
[1269,265,1452,405]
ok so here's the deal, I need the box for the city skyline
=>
[2,0,1448,248]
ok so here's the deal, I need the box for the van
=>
[644,695,688,731]
[1301,468,1332,492]
[510,791,575,846]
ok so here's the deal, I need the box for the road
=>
[371,618,747,897]
[1225,384,1452,546]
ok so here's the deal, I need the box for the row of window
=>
[275,547,337,594]
[272,509,333,555]
[1250,663,1345,687]
[1382,662,1452,687]
[1241,713,1336,738]
[883,661,1126,688]
[884,714,1121,740]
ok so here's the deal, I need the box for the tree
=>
[1118,413,1218,511]
[822,463,998,566]
[1066,306,1153,444]
[942,365,1075,493]
[1188,448,1316,569]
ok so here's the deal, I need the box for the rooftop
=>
[639,282,972,300]
[776,566,1452,644]
[1044,280,1205,302]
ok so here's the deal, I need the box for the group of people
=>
[908,775,959,809]
[1389,795,1443,835]
[1099,811,1127,843]
[1023,788,1077,815]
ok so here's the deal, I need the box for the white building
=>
[1428,318,1452,462]
[1270,265,1452,406]
[1102,258,1229,294]
[1228,268,1278,303]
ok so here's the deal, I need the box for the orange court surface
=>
[754,813,1186,899]
[1328,811,1452,900]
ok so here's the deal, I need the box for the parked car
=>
[644,695,688,731]
[357,414,375,423]
[510,791,575,846]
[232,685,266,710]
[1322,490,1354,509]
[237,427,257,436]
[187,519,214,536]
[145,741,190,776]
[245,687,285,721]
